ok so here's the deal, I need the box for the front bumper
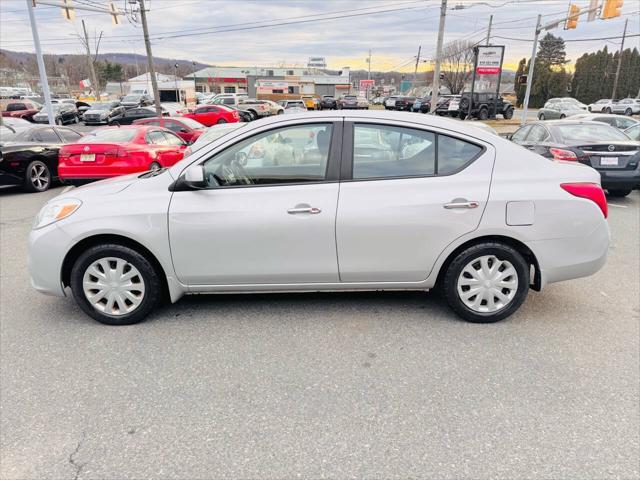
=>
[28,223,73,297]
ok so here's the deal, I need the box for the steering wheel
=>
[219,158,252,185]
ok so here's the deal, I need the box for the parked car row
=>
[588,98,640,115]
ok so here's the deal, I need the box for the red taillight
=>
[550,148,578,162]
[561,183,608,219]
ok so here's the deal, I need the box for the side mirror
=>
[184,164,206,188]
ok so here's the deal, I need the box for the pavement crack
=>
[68,431,87,480]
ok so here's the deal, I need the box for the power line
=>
[492,33,640,42]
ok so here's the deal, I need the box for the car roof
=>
[247,110,502,142]
[572,113,636,119]
[531,120,616,126]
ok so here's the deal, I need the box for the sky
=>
[0,0,638,72]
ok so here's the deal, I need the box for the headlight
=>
[33,198,82,230]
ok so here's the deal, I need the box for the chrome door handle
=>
[287,206,322,214]
[443,201,479,209]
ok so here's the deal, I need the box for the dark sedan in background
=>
[107,107,161,125]
[0,125,82,192]
[393,96,416,111]
[32,103,79,125]
[411,97,431,113]
[82,101,126,125]
[319,95,338,110]
[510,120,640,197]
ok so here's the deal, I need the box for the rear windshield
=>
[286,101,305,108]
[122,95,140,102]
[88,103,111,110]
[554,124,629,143]
[80,129,137,143]
[176,117,204,129]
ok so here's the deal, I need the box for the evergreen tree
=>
[515,58,527,107]
[537,33,568,67]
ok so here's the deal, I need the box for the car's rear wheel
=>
[625,108,632,116]
[23,160,51,192]
[560,114,566,119]
[217,119,227,124]
[607,189,631,197]
[110,121,119,126]
[70,244,162,325]
[443,243,529,323]
[478,108,489,120]
[56,118,63,125]
[149,161,161,171]
[503,107,514,119]
[605,107,612,114]
[538,113,545,120]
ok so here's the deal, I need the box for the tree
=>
[515,58,527,107]
[537,33,568,67]
[439,39,475,94]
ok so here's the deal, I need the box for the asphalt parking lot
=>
[1,186,638,479]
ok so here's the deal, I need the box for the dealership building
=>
[186,66,352,98]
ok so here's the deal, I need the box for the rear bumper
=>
[527,221,610,288]
[598,169,640,190]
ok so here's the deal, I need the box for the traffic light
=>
[565,4,580,29]
[601,0,623,19]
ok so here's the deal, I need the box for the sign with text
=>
[475,46,505,75]
[359,79,375,89]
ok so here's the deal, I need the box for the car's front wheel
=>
[442,243,529,323]
[625,108,632,116]
[217,119,227,124]
[70,244,162,325]
[503,107,514,119]
[538,113,545,120]
[605,107,612,114]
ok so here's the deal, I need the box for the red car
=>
[58,125,187,182]
[132,116,206,144]
[182,104,239,126]
[2,100,41,121]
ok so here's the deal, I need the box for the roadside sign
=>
[476,46,505,75]
[359,79,374,89]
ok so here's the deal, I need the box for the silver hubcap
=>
[82,257,145,316]
[457,255,518,313]
[31,164,49,190]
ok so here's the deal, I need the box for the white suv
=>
[611,98,640,116]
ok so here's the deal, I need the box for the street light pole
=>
[430,0,447,115]
[611,18,628,101]
[520,14,541,126]
[138,0,162,118]
[25,0,55,126]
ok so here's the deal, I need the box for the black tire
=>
[560,114,566,119]
[625,108,632,116]
[458,112,467,120]
[478,108,489,120]
[110,121,120,126]
[248,110,257,121]
[70,244,162,325]
[442,242,529,323]
[56,118,63,125]
[503,107,514,119]
[217,119,227,124]
[23,160,51,193]
[149,161,161,171]
[538,113,545,120]
[607,189,631,197]
[604,107,612,114]
[277,110,284,115]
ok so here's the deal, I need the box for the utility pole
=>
[521,14,541,126]
[81,20,101,101]
[138,0,162,118]
[367,49,372,80]
[430,0,447,114]
[26,0,55,126]
[611,18,628,101]
[486,14,493,45]
[414,45,422,76]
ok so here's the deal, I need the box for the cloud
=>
[1,0,638,70]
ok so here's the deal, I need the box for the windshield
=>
[122,95,140,102]
[80,129,137,143]
[344,96,357,100]
[555,124,630,143]
[286,102,305,108]
[88,103,111,110]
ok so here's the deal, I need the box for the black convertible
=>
[0,125,82,192]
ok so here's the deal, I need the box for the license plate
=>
[80,154,95,162]
[600,157,618,166]
[449,102,459,110]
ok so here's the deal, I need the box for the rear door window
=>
[147,130,169,145]
[33,128,61,143]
